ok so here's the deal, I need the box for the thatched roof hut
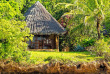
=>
[24,1,65,35]
[25,1,66,51]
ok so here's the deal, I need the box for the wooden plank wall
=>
[28,35,59,52]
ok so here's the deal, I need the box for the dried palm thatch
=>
[24,1,66,35]
[1,60,110,74]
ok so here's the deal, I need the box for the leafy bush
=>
[82,39,96,47]
[74,44,85,51]
[12,51,31,63]
[0,19,32,62]
[91,39,110,56]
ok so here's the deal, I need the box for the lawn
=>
[29,51,103,64]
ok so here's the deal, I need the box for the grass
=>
[29,51,103,64]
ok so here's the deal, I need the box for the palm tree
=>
[78,0,110,39]
[60,0,110,39]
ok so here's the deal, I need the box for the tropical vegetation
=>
[0,0,110,64]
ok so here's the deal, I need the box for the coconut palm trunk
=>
[97,18,100,39]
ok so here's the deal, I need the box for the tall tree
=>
[77,0,110,39]
[57,0,110,50]
[62,0,110,39]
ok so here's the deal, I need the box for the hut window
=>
[47,40,49,44]
[44,39,51,44]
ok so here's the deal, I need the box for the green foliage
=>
[0,1,25,20]
[82,39,96,47]
[0,0,110,63]
[91,39,110,56]
[60,0,110,50]
[0,19,31,62]
[104,12,110,34]
[20,0,73,20]
[0,2,16,19]
[12,51,31,62]
[0,0,34,62]
[53,7,70,20]
[104,37,110,45]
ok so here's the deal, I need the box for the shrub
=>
[12,51,30,63]
[82,39,96,47]
[91,39,110,57]
[0,19,32,62]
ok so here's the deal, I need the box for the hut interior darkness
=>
[24,1,65,51]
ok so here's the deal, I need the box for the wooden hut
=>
[24,1,66,51]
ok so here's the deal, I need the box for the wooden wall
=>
[28,34,59,52]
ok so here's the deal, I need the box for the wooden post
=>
[56,35,59,52]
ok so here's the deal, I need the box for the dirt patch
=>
[0,60,110,74]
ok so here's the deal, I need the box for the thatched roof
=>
[24,1,66,35]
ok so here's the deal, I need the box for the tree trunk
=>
[97,18,100,39]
